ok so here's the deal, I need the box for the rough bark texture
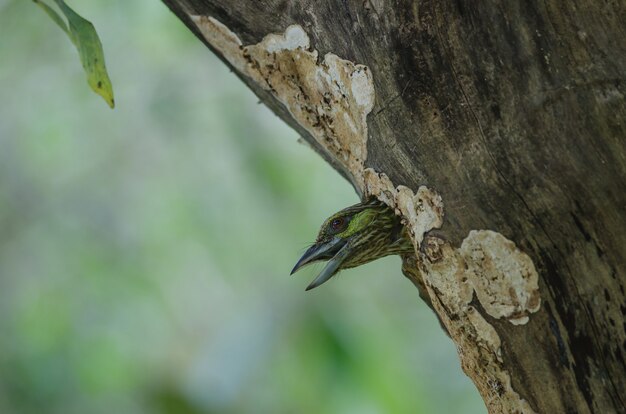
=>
[161,1,626,413]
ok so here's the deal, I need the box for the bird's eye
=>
[330,217,346,232]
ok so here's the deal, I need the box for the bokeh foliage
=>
[0,1,484,413]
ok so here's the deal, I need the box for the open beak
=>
[291,238,351,291]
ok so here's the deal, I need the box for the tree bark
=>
[160,1,626,413]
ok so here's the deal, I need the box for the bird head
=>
[291,199,414,291]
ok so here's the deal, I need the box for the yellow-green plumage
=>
[291,199,414,290]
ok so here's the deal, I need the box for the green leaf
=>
[34,0,115,108]
[33,1,69,35]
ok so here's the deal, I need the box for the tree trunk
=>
[160,1,626,412]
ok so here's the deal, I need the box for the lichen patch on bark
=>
[363,169,444,246]
[461,230,541,325]
[363,170,541,326]
[419,235,538,414]
[420,231,541,327]
[364,170,540,413]
[189,16,374,188]
[189,16,247,74]
[396,185,445,246]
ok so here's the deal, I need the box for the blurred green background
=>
[0,1,484,413]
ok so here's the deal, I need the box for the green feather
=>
[293,199,415,290]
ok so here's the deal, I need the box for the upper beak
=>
[290,238,343,275]
[291,238,352,291]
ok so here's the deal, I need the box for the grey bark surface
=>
[161,1,626,413]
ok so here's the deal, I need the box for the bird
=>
[290,199,415,291]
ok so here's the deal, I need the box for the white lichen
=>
[262,25,310,53]
[190,16,375,189]
[419,234,539,414]
[421,229,541,325]
[362,169,445,246]
[364,167,540,414]
[461,230,541,325]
